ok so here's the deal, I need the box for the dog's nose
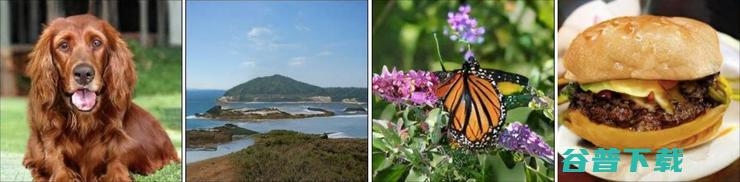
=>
[73,64,94,85]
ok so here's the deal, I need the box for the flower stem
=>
[433,33,447,72]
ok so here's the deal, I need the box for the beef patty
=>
[567,74,721,131]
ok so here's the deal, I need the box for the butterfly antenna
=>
[433,33,447,72]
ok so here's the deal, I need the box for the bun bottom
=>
[563,105,727,151]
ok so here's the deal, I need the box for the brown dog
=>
[22,14,179,182]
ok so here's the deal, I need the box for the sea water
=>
[185,90,368,163]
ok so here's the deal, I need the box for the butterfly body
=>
[435,58,528,149]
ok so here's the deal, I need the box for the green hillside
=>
[325,87,367,102]
[223,75,366,102]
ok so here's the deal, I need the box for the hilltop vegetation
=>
[222,74,366,102]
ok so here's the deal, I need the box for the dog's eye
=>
[92,39,102,48]
[58,42,69,50]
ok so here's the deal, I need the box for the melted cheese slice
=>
[581,79,674,113]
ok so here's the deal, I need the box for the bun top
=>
[564,15,722,83]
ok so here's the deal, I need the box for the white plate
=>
[557,101,740,181]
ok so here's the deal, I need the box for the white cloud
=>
[317,51,332,56]
[295,25,311,31]
[241,60,256,67]
[289,57,306,66]
[246,27,284,50]
[247,27,273,39]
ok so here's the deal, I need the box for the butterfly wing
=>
[435,71,505,149]
[480,68,529,86]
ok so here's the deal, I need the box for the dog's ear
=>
[102,21,136,112]
[27,25,59,112]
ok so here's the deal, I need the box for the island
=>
[194,106,335,120]
[219,74,367,102]
[186,130,367,181]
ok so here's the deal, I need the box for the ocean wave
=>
[331,115,367,118]
[327,132,353,138]
[186,115,204,119]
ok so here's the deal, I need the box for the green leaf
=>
[405,168,428,182]
[431,153,445,167]
[372,120,387,131]
[402,107,412,123]
[372,137,390,152]
[542,107,554,122]
[478,154,497,180]
[374,164,410,181]
[523,162,537,182]
[527,157,539,171]
[523,157,554,182]
[402,147,422,166]
[385,125,403,149]
[380,103,398,121]
[476,152,527,181]
[498,151,518,169]
[372,152,389,172]
[425,109,445,144]
[424,109,441,129]
[505,107,533,125]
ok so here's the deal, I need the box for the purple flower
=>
[497,122,554,163]
[445,4,485,44]
[372,66,439,106]
[458,5,471,14]
[372,66,406,104]
[406,70,439,106]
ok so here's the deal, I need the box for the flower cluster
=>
[372,66,439,106]
[497,122,554,163]
[446,4,485,44]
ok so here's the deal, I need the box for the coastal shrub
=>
[230,130,368,181]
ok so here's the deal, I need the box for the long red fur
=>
[22,14,179,182]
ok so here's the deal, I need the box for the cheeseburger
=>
[560,16,731,150]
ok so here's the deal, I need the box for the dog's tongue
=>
[71,89,96,111]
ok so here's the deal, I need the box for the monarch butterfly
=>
[435,57,528,149]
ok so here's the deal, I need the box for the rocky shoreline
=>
[186,124,258,150]
[343,106,367,114]
[194,106,335,120]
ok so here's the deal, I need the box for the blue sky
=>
[186,1,367,89]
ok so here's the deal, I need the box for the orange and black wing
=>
[435,71,505,149]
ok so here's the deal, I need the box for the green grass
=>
[0,95,182,181]
[0,98,29,154]
[133,94,183,135]
[231,130,367,181]
[132,163,182,182]
[128,40,182,97]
